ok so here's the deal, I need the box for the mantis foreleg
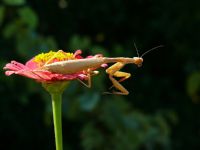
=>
[105,62,131,95]
[109,71,131,90]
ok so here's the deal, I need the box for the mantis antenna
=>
[133,41,140,57]
[141,45,164,58]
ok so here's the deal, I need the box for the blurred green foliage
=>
[0,0,200,150]
[187,72,200,102]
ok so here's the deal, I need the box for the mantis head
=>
[133,42,163,67]
[133,57,143,67]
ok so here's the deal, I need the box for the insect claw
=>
[109,85,114,90]
[102,91,113,95]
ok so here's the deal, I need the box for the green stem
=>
[51,93,63,150]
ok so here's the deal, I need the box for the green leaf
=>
[45,36,58,50]
[113,44,124,56]
[16,29,35,57]
[3,23,17,38]
[3,0,25,5]
[79,92,100,111]
[18,7,38,29]
[90,45,109,56]
[82,123,104,150]
[0,6,5,25]
[69,35,91,50]
[187,72,200,101]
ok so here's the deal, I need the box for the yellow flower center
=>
[33,50,75,66]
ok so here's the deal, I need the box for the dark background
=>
[0,0,200,150]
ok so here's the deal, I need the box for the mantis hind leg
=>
[77,70,99,88]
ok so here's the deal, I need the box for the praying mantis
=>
[43,45,163,95]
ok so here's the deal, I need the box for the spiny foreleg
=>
[105,62,131,95]
[108,71,131,90]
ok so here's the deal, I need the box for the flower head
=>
[3,50,101,83]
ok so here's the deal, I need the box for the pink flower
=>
[3,50,103,83]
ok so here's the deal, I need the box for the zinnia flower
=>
[3,49,107,150]
[3,50,100,82]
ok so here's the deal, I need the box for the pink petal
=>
[86,55,93,58]
[74,50,83,59]
[15,70,43,79]
[3,61,27,71]
[25,58,38,69]
[5,71,16,76]
[101,63,108,68]
[77,74,87,80]
[74,49,82,56]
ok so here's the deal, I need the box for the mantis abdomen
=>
[44,57,105,74]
